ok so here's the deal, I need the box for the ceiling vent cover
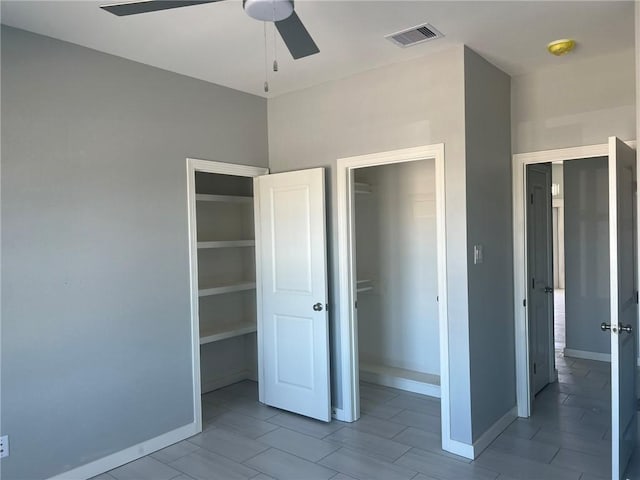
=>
[386,23,444,47]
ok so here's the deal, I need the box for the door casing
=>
[512,141,638,417]
[335,144,454,452]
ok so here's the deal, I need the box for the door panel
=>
[609,137,637,479]
[526,164,554,397]
[255,168,331,422]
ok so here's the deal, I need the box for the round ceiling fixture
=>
[547,39,576,56]
[243,0,293,22]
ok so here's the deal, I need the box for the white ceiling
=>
[1,0,634,98]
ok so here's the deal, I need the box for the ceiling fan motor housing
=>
[243,0,294,22]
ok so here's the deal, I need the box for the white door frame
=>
[185,158,269,429]
[335,144,452,446]
[512,141,636,417]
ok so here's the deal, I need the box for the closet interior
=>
[194,171,258,393]
[353,160,441,397]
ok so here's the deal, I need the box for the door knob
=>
[620,324,633,334]
[544,286,554,294]
[601,322,619,333]
[313,302,324,312]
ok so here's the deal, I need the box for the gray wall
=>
[355,161,440,376]
[1,26,267,479]
[463,48,515,441]
[564,157,610,356]
[268,46,475,443]
[512,49,635,153]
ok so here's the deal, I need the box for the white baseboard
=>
[359,365,440,398]
[442,438,474,459]
[471,407,517,458]
[332,407,349,422]
[201,369,252,394]
[47,422,199,480]
[564,348,611,363]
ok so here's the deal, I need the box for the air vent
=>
[386,23,444,48]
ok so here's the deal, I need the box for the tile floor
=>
[93,352,635,480]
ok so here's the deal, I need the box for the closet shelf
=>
[356,279,373,293]
[200,321,257,345]
[198,240,255,249]
[196,194,253,204]
[354,182,372,195]
[199,281,256,297]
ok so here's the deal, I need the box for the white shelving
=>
[356,279,373,293]
[198,240,255,249]
[196,193,253,204]
[200,321,257,345]
[199,281,256,297]
[354,182,372,195]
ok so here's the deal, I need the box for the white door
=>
[254,168,331,422]
[526,163,554,396]
[608,137,638,479]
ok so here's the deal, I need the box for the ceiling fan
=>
[99,0,319,60]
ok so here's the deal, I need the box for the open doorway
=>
[335,144,460,456]
[514,139,639,479]
[527,156,613,400]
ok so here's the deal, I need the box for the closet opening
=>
[336,144,453,453]
[186,159,269,430]
[353,160,441,398]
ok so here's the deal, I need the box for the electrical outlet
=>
[0,435,8,459]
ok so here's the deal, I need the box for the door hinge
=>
[530,193,534,204]
[636,291,638,304]
[533,363,537,375]
[354,301,357,309]
[523,298,526,307]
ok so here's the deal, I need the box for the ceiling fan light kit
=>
[243,0,293,22]
[100,0,319,60]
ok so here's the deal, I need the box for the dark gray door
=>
[527,163,554,396]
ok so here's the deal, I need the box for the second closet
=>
[354,159,441,396]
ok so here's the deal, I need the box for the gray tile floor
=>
[95,352,629,480]
[93,289,640,479]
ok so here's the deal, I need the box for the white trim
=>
[47,423,198,480]
[253,176,265,403]
[512,141,636,418]
[471,407,518,458]
[331,407,349,422]
[359,364,441,398]
[186,158,268,419]
[563,348,611,363]
[441,439,474,459]
[335,144,452,449]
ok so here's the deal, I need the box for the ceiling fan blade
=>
[100,0,222,16]
[275,11,319,60]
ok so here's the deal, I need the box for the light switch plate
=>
[0,435,8,458]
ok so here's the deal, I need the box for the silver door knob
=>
[544,286,554,294]
[601,322,612,331]
[313,303,324,312]
[620,324,633,334]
